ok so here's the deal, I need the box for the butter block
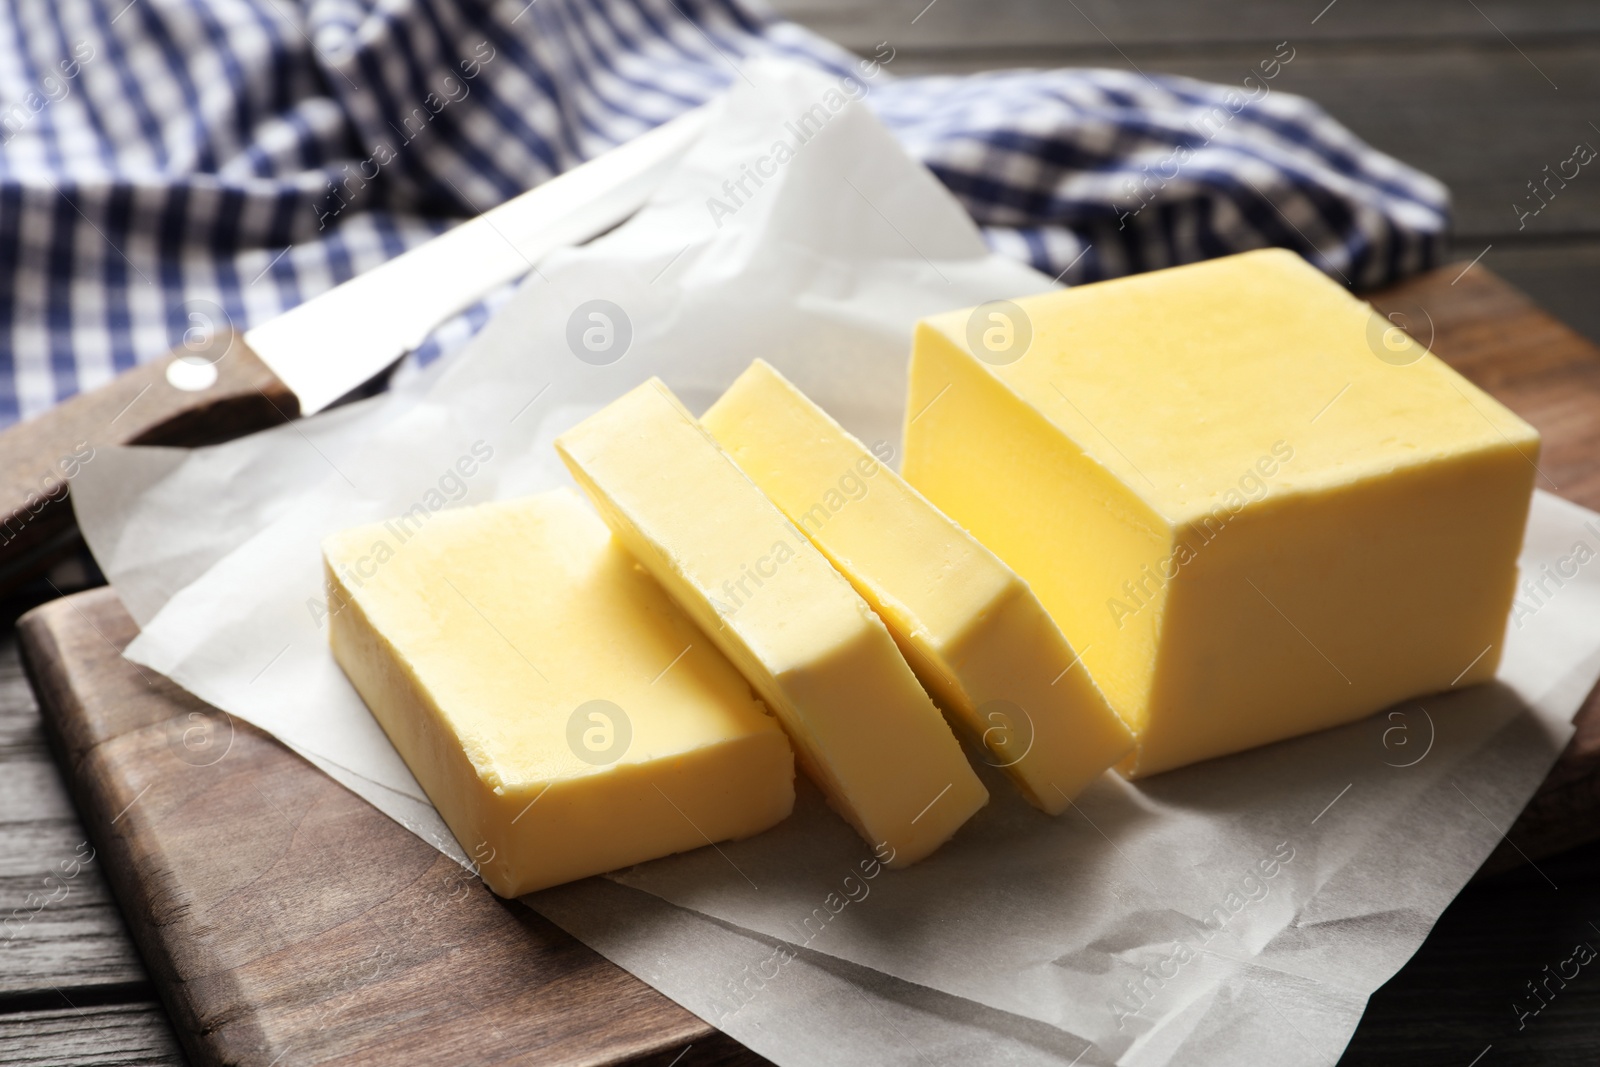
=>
[703,360,1134,812]
[324,488,794,896]
[557,378,987,865]
[904,248,1540,777]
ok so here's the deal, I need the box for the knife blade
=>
[0,106,709,593]
[248,106,708,415]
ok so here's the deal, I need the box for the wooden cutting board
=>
[17,262,1600,1066]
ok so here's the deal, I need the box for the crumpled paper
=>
[71,59,1600,1066]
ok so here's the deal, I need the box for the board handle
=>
[0,331,298,590]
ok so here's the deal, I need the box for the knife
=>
[0,106,709,594]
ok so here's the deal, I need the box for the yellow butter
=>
[703,360,1133,812]
[904,248,1540,777]
[324,489,794,896]
[557,378,987,865]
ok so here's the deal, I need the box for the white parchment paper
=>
[72,60,1600,1066]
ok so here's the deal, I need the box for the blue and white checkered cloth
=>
[0,0,1449,428]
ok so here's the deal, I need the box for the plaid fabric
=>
[0,0,1449,428]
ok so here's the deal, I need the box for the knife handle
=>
[0,331,298,590]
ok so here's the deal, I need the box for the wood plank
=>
[0,635,152,996]
[0,1002,184,1067]
[770,0,1600,53]
[14,594,764,1067]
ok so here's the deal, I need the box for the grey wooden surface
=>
[1,2,1596,1065]
[0,625,187,1064]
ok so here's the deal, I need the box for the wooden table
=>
[3,2,1598,1064]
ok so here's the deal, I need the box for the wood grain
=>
[10,261,1600,1065]
[773,0,1600,54]
[17,589,763,1067]
[0,333,297,593]
[0,637,150,997]
[0,1001,186,1067]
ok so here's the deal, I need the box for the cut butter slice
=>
[323,488,794,897]
[557,378,987,865]
[904,248,1540,777]
[702,359,1134,812]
